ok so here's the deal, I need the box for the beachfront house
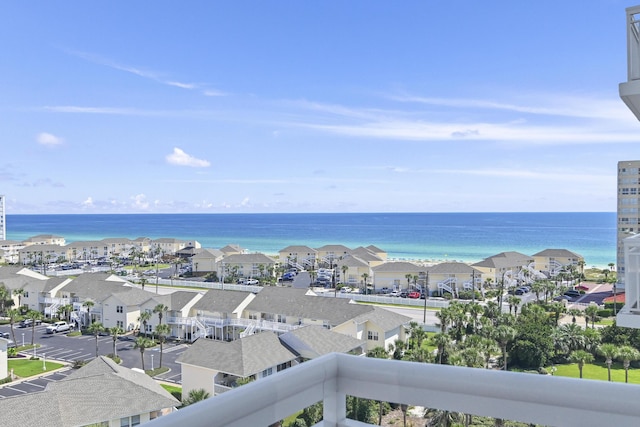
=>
[0,240,26,264]
[371,261,425,292]
[177,332,298,397]
[278,245,317,270]
[347,246,386,268]
[18,243,65,266]
[220,253,276,281]
[335,255,371,287]
[315,244,351,266]
[152,237,199,256]
[427,261,483,298]
[190,248,225,273]
[472,251,543,289]
[532,248,584,278]
[22,234,66,247]
[102,287,157,332]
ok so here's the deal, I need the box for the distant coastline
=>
[5,212,617,269]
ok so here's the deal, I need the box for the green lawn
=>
[552,362,640,383]
[8,359,65,378]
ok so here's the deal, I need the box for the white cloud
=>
[203,89,227,97]
[131,194,149,210]
[165,148,211,168]
[37,132,63,146]
[81,197,94,208]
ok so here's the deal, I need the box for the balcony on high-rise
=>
[148,352,640,427]
[620,6,640,120]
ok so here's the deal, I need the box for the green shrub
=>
[597,309,613,318]
[0,376,12,385]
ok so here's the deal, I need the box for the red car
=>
[408,291,421,299]
[575,285,589,291]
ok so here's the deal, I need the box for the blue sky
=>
[1,1,639,214]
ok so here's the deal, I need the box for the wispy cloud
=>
[165,148,211,168]
[63,49,224,94]
[37,132,63,146]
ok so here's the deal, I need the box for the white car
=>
[46,321,72,334]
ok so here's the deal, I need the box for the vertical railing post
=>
[322,377,346,426]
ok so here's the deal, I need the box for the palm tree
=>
[153,303,169,325]
[87,321,105,358]
[12,288,24,311]
[82,300,95,328]
[60,303,74,323]
[182,388,211,406]
[109,326,125,357]
[341,265,349,284]
[585,305,599,328]
[431,332,452,365]
[6,308,20,346]
[361,273,370,294]
[549,301,567,326]
[569,350,594,379]
[155,323,171,368]
[139,277,148,291]
[507,295,521,316]
[598,343,619,382]
[567,308,583,324]
[494,325,516,371]
[617,345,640,383]
[26,309,42,347]
[134,336,154,370]
[138,311,152,337]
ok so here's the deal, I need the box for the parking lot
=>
[0,322,186,397]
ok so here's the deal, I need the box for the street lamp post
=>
[22,333,24,347]
[423,271,429,324]
[43,353,46,371]
[151,354,154,371]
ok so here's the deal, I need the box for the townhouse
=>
[426,261,483,298]
[371,261,426,292]
[532,248,584,277]
[0,356,178,427]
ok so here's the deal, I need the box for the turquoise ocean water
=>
[5,212,616,268]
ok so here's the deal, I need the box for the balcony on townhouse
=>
[149,352,640,427]
[621,5,640,120]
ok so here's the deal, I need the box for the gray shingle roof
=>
[0,356,178,427]
[222,253,275,264]
[372,261,422,273]
[246,287,373,326]
[427,261,482,275]
[192,289,254,313]
[472,251,533,269]
[350,306,412,331]
[532,248,583,258]
[177,332,297,377]
[279,325,365,359]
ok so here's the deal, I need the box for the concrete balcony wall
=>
[147,353,640,427]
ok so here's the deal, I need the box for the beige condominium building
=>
[618,160,640,288]
[0,195,5,241]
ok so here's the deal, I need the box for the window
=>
[368,331,379,341]
[117,320,124,328]
[262,367,273,377]
[116,305,124,313]
[120,415,141,427]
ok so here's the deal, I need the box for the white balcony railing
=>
[147,352,640,427]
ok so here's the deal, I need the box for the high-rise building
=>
[617,160,640,287]
[0,194,5,241]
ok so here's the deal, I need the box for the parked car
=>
[389,290,401,297]
[564,290,581,298]
[575,284,589,291]
[408,291,421,299]
[554,295,572,302]
[0,332,10,339]
[281,272,296,281]
[46,321,72,334]
[399,291,409,298]
[515,288,526,295]
[19,319,42,328]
